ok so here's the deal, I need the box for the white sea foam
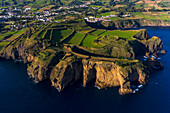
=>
[95,86,101,89]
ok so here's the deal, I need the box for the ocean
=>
[0,28,170,113]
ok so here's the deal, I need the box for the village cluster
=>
[0,0,132,30]
[0,1,94,23]
[84,13,131,22]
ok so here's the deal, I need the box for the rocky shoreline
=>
[0,27,166,95]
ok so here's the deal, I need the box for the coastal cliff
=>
[87,19,170,29]
[0,27,165,95]
[49,54,163,95]
[138,19,170,27]
[0,29,42,63]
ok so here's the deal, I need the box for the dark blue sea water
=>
[0,28,170,113]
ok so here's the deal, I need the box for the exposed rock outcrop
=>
[27,49,64,82]
[50,55,83,91]
[132,29,164,56]
[160,50,167,55]
[49,55,163,95]
[83,59,150,95]
[145,36,163,54]
[133,29,150,40]
[82,60,96,87]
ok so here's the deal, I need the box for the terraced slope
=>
[65,32,85,45]
[81,35,103,48]
[99,30,139,40]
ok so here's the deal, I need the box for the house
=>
[8,12,14,16]
[24,7,31,12]
[84,17,101,23]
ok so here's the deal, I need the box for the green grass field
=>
[141,15,158,20]
[134,4,142,8]
[90,30,106,36]
[44,29,52,39]
[100,11,118,16]
[100,30,138,40]
[130,12,170,20]
[15,29,26,35]
[78,29,95,34]
[5,29,27,41]
[81,35,103,48]
[66,32,85,45]
[90,5,102,8]
[158,15,170,20]
[0,29,26,41]
[38,30,46,38]
[52,29,73,42]
[0,31,17,40]
[107,17,122,20]
[0,42,9,51]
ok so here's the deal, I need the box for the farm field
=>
[100,11,119,16]
[51,29,73,42]
[90,30,106,36]
[38,30,46,38]
[66,32,85,45]
[100,30,138,40]
[107,17,122,20]
[0,42,9,50]
[81,35,103,48]
[90,5,102,8]
[0,28,27,41]
[0,31,17,41]
[130,12,170,20]
[78,29,95,34]
[44,29,52,39]
[6,29,27,41]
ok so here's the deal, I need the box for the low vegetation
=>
[100,30,138,40]
[66,32,85,45]
[52,29,73,42]
[81,35,103,48]
[0,42,9,51]
[90,30,106,36]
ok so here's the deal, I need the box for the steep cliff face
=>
[50,55,83,91]
[27,49,64,82]
[82,60,96,87]
[49,56,163,95]
[82,59,150,95]
[132,29,163,55]
[133,29,150,40]
[145,36,163,54]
